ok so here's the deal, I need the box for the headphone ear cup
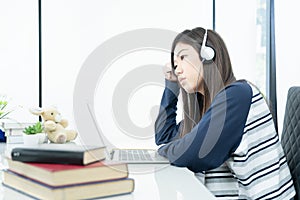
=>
[201,46,215,61]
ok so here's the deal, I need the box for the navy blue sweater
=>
[155,80,253,173]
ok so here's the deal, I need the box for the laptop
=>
[110,148,169,164]
[87,102,169,164]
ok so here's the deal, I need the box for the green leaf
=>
[23,121,44,135]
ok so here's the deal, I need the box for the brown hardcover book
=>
[3,170,134,200]
[10,143,106,165]
[6,159,129,186]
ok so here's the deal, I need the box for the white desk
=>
[0,143,216,200]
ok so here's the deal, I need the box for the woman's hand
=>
[163,62,177,82]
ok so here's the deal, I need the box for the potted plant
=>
[23,121,47,145]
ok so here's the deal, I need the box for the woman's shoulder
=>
[222,80,253,98]
[210,80,253,108]
[228,79,250,88]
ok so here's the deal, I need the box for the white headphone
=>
[200,29,215,62]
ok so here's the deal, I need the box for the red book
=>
[6,159,128,186]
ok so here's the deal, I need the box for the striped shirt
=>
[155,80,295,199]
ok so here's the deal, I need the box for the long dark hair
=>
[171,27,236,137]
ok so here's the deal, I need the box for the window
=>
[42,0,213,148]
[215,0,267,95]
[275,0,300,133]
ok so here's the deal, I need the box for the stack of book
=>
[2,143,134,199]
[1,122,35,144]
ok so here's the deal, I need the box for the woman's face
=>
[173,42,203,94]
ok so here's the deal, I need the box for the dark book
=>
[3,170,134,200]
[6,159,128,186]
[10,143,106,165]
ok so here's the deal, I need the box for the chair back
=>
[281,86,300,200]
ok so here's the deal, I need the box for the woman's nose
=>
[174,64,182,76]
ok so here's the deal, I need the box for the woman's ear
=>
[29,107,44,116]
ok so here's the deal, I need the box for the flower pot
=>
[38,133,48,143]
[23,134,40,145]
[23,133,48,145]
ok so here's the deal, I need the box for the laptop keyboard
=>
[119,149,155,161]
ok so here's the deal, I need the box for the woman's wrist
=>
[165,79,180,97]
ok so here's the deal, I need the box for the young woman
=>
[155,27,295,199]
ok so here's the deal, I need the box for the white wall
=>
[0,0,39,123]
